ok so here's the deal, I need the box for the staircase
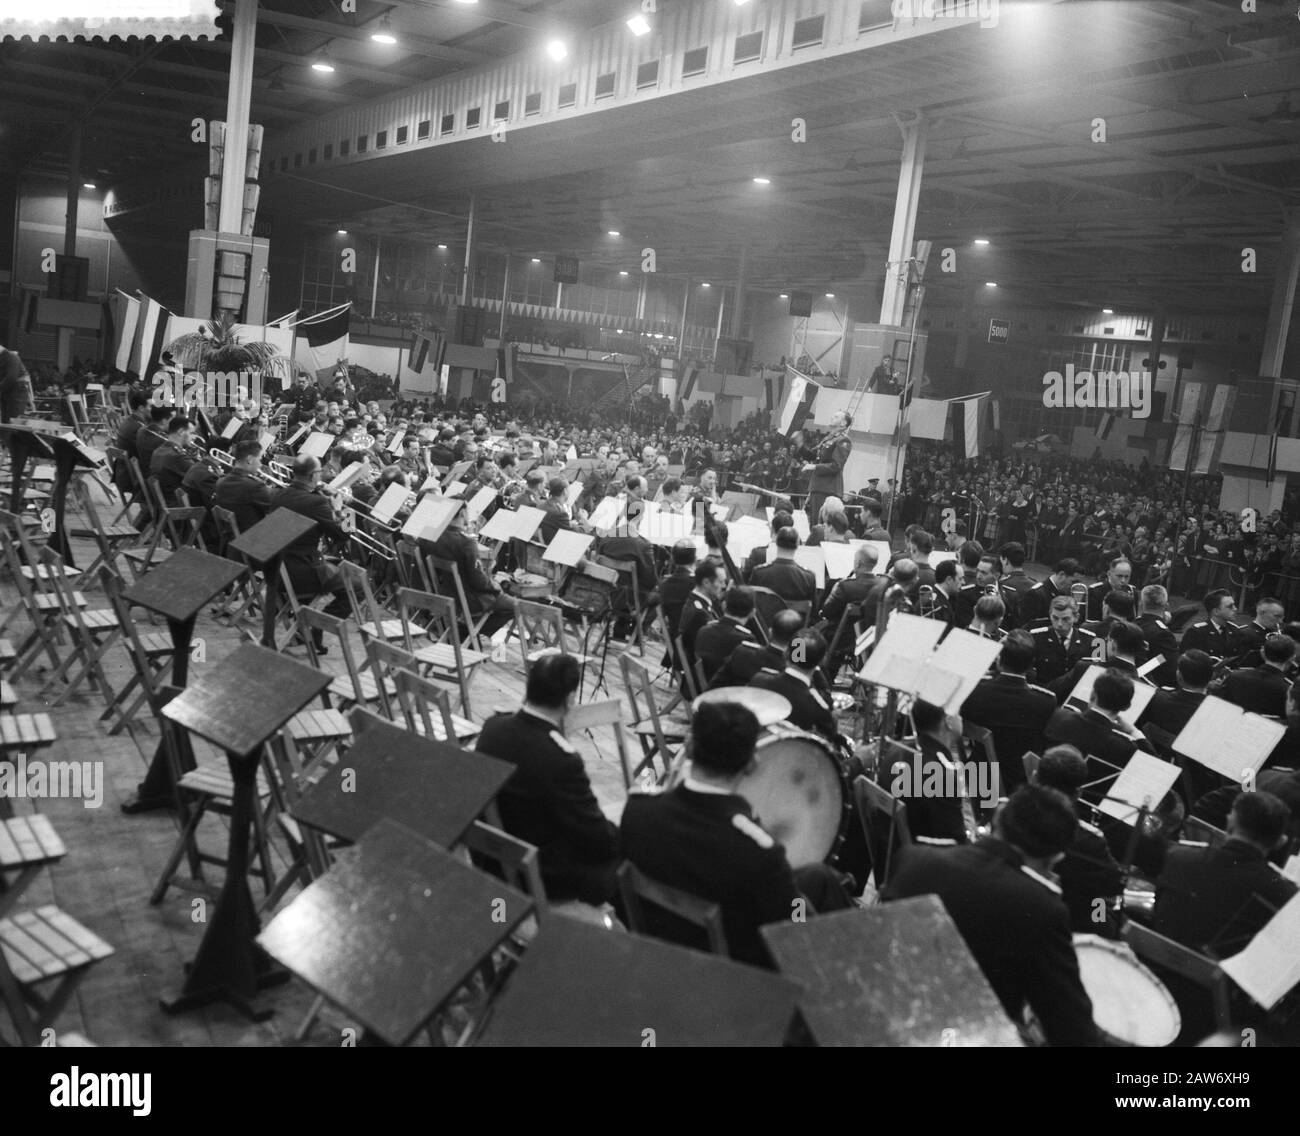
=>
[589,362,659,416]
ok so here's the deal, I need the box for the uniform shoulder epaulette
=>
[1110,726,1134,740]
[1029,683,1054,696]
[1188,620,1208,629]
[811,689,830,710]
[1020,864,1063,894]
[731,813,775,848]
[549,729,577,754]
[1028,625,1050,635]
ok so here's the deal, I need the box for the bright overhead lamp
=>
[701,282,711,288]
[779,293,788,299]
[752,176,770,185]
[618,270,629,276]
[337,228,348,235]
[734,0,752,6]
[1102,308,1114,314]
[311,48,335,73]
[825,292,835,298]
[530,257,541,263]
[370,16,397,44]
[437,244,448,250]
[607,230,620,237]
[547,39,569,62]
[83,182,96,189]
[984,281,997,288]
[626,13,651,36]
[973,238,990,246]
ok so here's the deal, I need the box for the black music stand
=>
[229,507,318,649]
[124,548,250,808]
[0,421,102,565]
[160,643,331,1020]
[474,915,799,1047]
[291,712,513,849]
[761,896,1023,1047]
[258,817,532,1046]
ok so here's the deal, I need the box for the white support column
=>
[879,113,928,328]
[369,235,381,319]
[677,276,690,361]
[1260,210,1300,379]
[218,0,257,235]
[56,126,81,371]
[459,192,477,306]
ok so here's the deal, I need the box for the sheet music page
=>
[298,432,334,459]
[791,510,811,541]
[466,486,497,520]
[866,540,893,575]
[444,481,468,498]
[544,529,594,567]
[1067,665,1157,728]
[920,630,1002,712]
[1281,855,1300,886]
[221,415,244,439]
[793,546,826,589]
[1137,654,1163,677]
[564,481,585,508]
[386,429,406,454]
[418,474,442,494]
[1098,752,1180,824]
[1174,696,1285,780]
[477,509,518,543]
[930,551,958,570]
[587,495,626,533]
[859,613,945,692]
[821,542,856,581]
[1220,892,1300,1010]
[327,460,368,492]
[400,495,461,542]
[710,503,730,522]
[512,506,545,541]
[371,481,410,524]
[259,430,276,452]
[284,423,309,449]
[442,460,473,486]
[643,505,692,547]
[726,516,771,560]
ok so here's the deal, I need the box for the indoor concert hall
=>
[2,0,1300,1076]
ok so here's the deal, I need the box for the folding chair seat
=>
[339,559,420,644]
[298,609,394,711]
[69,478,140,581]
[512,597,594,673]
[0,509,80,584]
[97,567,176,734]
[37,549,121,709]
[616,862,729,958]
[395,587,486,717]
[618,654,688,786]
[390,667,481,745]
[424,552,491,652]
[209,506,262,625]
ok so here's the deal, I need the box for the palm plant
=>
[164,313,294,384]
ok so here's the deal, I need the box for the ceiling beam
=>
[190,38,417,87]
[377,0,554,33]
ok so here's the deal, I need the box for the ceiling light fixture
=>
[530,257,541,263]
[607,230,620,237]
[83,182,96,189]
[985,281,997,288]
[1103,308,1114,314]
[311,48,335,73]
[752,176,770,185]
[626,13,651,36]
[779,293,788,299]
[370,16,397,44]
[825,292,835,298]
[337,228,348,235]
[974,238,990,246]
[547,39,569,62]
[619,270,629,276]
[701,282,711,288]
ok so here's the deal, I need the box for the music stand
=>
[761,896,1023,1047]
[0,421,102,565]
[124,548,248,806]
[159,642,331,1020]
[474,915,799,1047]
[258,817,531,1046]
[229,507,319,649]
[291,712,513,848]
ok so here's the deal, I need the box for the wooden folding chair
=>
[565,698,638,792]
[69,477,141,580]
[0,535,79,679]
[1182,815,1228,848]
[512,598,590,673]
[37,548,122,708]
[339,559,414,644]
[674,633,702,700]
[395,587,486,717]
[0,508,79,587]
[618,653,688,786]
[298,609,393,712]
[853,774,914,890]
[425,552,490,652]
[616,861,729,957]
[592,555,646,656]
[1022,750,1042,784]
[749,585,790,631]
[1121,920,1234,1034]
[96,566,176,735]
[209,506,263,626]
[391,666,481,745]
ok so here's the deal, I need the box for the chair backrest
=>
[675,634,701,699]
[962,721,997,771]
[459,821,547,915]
[338,559,386,635]
[1182,815,1228,848]
[99,565,169,713]
[749,585,788,629]
[853,774,913,889]
[72,480,118,558]
[425,552,485,651]
[394,537,431,591]
[565,699,636,791]
[1121,920,1234,1030]
[211,505,240,557]
[617,654,679,784]
[297,609,367,703]
[823,602,861,676]
[39,547,93,637]
[617,861,729,957]
[363,638,417,718]
[392,667,459,742]
[513,598,570,669]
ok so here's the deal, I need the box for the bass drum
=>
[733,726,850,868]
[1073,934,1181,1047]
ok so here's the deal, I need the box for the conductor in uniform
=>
[802,410,853,521]
[475,654,620,907]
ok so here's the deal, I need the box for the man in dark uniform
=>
[213,439,272,535]
[710,609,801,688]
[741,510,791,580]
[1020,558,1080,627]
[998,542,1037,616]
[751,525,817,607]
[1030,595,1093,686]
[1084,557,1133,626]
[292,376,322,423]
[816,542,879,673]
[620,700,851,969]
[694,586,758,686]
[883,785,1098,1046]
[1138,650,1212,739]
[149,415,199,506]
[1136,584,1179,687]
[1180,589,1237,661]
[475,654,619,906]
[134,404,173,477]
[114,390,151,458]
[1050,620,1150,703]
[1045,668,1151,777]
[888,698,970,846]
[677,558,727,677]
[802,410,853,521]
[424,506,516,636]
[269,455,352,639]
[1226,597,1285,669]
[859,498,891,542]
[538,476,574,544]
[1034,746,1125,937]
[656,539,697,642]
[961,631,1057,793]
[1217,634,1295,718]
[750,629,837,740]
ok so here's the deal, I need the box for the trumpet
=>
[1070,581,1090,621]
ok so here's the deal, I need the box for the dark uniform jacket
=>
[750,558,817,606]
[1137,613,1179,686]
[1217,664,1291,719]
[1084,580,1133,624]
[750,666,836,739]
[475,709,619,905]
[213,469,272,535]
[1180,619,1233,661]
[149,440,194,505]
[883,837,1098,1046]
[134,425,168,475]
[1226,620,1270,669]
[888,736,969,846]
[807,431,851,500]
[1029,624,1093,686]
[425,527,500,611]
[1137,687,1205,740]
[1049,655,1146,705]
[819,573,875,629]
[694,618,756,685]
[1045,705,1146,776]
[596,534,657,596]
[620,785,801,969]
[657,567,694,640]
[960,673,1056,792]
[1020,577,1071,626]
[677,591,716,659]
[1056,813,1125,937]
[269,480,343,596]
[538,498,572,544]
[115,409,150,458]
[1152,837,1297,954]
[710,642,784,688]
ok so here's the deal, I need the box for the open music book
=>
[543,529,594,568]
[641,502,693,547]
[917,630,1003,713]
[1173,696,1287,781]
[858,613,946,695]
[726,516,771,561]
[298,431,334,460]
[400,495,462,543]
[465,486,497,521]
[370,481,410,525]
[1097,751,1181,824]
[1067,665,1157,729]
[1220,891,1300,1010]
[586,495,626,534]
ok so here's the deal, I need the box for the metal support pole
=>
[369,235,381,319]
[677,276,690,361]
[218,0,257,234]
[459,191,477,305]
[56,127,82,371]
[499,251,511,339]
[1260,210,1300,380]
[880,113,928,327]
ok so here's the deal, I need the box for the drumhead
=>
[734,731,846,868]
[1073,935,1180,1047]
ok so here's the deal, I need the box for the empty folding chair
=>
[395,587,486,717]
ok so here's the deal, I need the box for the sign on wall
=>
[988,318,1010,344]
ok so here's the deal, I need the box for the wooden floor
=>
[0,517,644,1046]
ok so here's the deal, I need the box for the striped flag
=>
[409,331,432,372]
[778,371,818,436]
[292,302,351,379]
[679,360,699,402]
[950,393,990,458]
[129,294,170,378]
[495,343,515,385]
[111,290,140,373]
[18,286,39,334]
[1095,411,1116,441]
[267,309,298,328]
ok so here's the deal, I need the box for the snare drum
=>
[1073,934,1181,1047]
[733,726,850,868]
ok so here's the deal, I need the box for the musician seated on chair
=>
[751,527,817,607]
[150,415,199,506]
[1180,589,1237,662]
[750,629,837,741]
[1136,648,1211,739]
[967,594,1008,642]
[815,542,880,674]
[619,700,853,970]
[474,653,620,908]
[1045,667,1152,777]
[741,510,792,581]
[882,785,1099,1047]
[1214,633,1295,719]
[656,538,697,643]
[695,586,758,687]
[1226,596,1285,670]
[1032,745,1124,937]
[678,558,727,677]
[213,440,272,535]
[887,698,970,847]
[1050,619,1150,702]
[421,504,517,637]
[710,609,802,689]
